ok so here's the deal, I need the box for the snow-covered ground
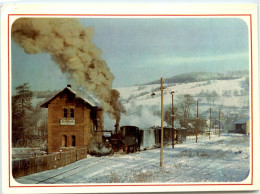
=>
[16,133,250,184]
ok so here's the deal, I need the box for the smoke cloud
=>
[11,18,125,122]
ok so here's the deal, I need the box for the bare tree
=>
[176,94,195,129]
[206,90,219,106]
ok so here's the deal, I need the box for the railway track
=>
[52,153,159,183]
[36,157,108,184]
[92,157,158,180]
[165,159,217,182]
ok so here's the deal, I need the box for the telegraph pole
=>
[219,109,221,137]
[171,91,176,148]
[209,107,211,140]
[196,99,199,143]
[160,77,164,167]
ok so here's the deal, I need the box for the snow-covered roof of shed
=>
[41,85,102,109]
[234,116,250,124]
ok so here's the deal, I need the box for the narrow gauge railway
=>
[36,158,108,184]
[17,152,158,184]
[16,157,109,184]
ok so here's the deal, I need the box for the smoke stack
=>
[67,84,71,88]
[11,18,125,122]
[114,123,119,134]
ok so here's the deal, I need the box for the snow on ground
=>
[16,133,250,184]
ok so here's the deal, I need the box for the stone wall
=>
[12,147,88,178]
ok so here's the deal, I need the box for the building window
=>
[71,135,76,147]
[70,108,74,118]
[62,135,67,147]
[63,108,68,118]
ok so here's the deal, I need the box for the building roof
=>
[41,85,102,109]
[234,116,250,124]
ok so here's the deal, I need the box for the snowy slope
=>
[104,77,249,130]
[118,78,247,107]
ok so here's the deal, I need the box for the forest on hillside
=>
[146,70,249,85]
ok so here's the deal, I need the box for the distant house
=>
[41,85,103,153]
[234,116,250,135]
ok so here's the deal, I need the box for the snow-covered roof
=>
[234,116,250,124]
[41,85,102,109]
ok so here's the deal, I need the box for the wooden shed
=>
[41,85,103,153]
[234,116,250,135]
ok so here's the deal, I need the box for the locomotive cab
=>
[120,126,141,153]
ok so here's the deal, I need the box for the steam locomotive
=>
[109,126,141,154]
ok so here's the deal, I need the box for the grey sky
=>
[11,17,249,92]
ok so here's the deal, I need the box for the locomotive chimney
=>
[114,123,119,134]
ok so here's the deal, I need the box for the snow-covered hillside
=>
[118,78,248,107]
[104,77,250,130]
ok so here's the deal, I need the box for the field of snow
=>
[16,133,250,184]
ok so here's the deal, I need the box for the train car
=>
[152,127,179,145]
[110,126,141,154]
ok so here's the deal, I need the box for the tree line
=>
[162,94,247,135]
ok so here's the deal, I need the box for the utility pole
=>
[209,107,211,140]
[171,91,176,148]
[160,77,164,167]
[196,99,199,143]
[22,101,25,146]
[219,109,221,137]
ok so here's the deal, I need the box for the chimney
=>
[67,84,72,88]
[114,123,119,134]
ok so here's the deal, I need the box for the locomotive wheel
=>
[128,146,133,153]
[124,145,128,153]
[131,146,135,153]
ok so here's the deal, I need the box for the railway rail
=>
[35,158,108,184]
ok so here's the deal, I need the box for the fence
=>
[12,148,46,160]
[12,147,88,178]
